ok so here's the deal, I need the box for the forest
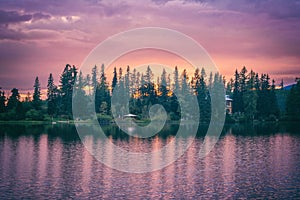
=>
[0,64,299,123]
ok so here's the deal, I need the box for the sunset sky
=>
[0,0,299,93]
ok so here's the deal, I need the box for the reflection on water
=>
[0,123,299,199]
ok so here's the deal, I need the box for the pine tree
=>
[181,69,189,96]
[269,79,280,117]
[247,70,255,90]
[125,65,130,96]
[193,68,210,122]
[158,68,169,112]
[256,74,279,119]
[180,69,193,120]
[130,68,136,95]
[85,74,91,95]
[242,69,258,120]
[33,76,41,110]
[0,88,6,113]
[7,88,20,110]
[254,73,260,90]
[91,65,98,93]
[73,71,90,118]
[232,69,241,113]
[226,78,233,95]
[59,64,77,116]
[239,66,247,93]
[112,67,118,92]
[173,66,180,94]
[145,66,153,83]
[95,64,111,115]
[286,78,300,120]
[208,72,213,90]
[47,73,58,116]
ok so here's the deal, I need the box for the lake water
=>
[0,123,299,199]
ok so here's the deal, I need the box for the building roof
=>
[225,95,233,101]
[123,114,137,117]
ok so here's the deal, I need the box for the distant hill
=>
[283,84,295,90]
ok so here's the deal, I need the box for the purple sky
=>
[0,0,299,92]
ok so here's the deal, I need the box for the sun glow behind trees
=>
[0,63,299,122]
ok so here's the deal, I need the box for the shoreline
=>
[0,119,299,125]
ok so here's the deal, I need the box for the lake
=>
[0,122,299,199]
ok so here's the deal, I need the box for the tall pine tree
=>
[33,76,41,110]
[47,73,58,116]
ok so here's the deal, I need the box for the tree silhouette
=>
[59,64,77,116]
[33,76,41,110]
[0,88,6,113]
[7,88,20,111]
[112,67,118,92]
[47,73,58,116]
[286,78,300,120]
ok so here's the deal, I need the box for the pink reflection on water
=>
[37,134,48,196]
[186,137,196,197]
[49,138,63,194]
[149,136,163,198]
[221,130,236,199]
[81,136,93,194]
[1,136,13,179]
[16,136,34,183]
[102,136,113,199]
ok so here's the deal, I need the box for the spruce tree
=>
[232,69,241,113]
[73,71,90,118]
[286,78,300,120]
[47,73,58,116]
[0,88,6,113]
[59,64,77,116]
[33,76,41,110]
[158,68,169,112]
[112,67,118,92]
[91,65,98,93]
[95,64,111,115]
[7,88,20,111]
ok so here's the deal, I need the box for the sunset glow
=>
[0,0,299,93]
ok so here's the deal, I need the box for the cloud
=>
[200,0,300,19]
[32,12,51,22]
[0,0,299,89]
[0,10,32,24]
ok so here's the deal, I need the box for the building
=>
[225,95,233,114]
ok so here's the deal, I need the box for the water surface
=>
[0,123,299,199]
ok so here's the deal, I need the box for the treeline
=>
[0,64,78,120]
[0,64,299,122]
[227,67,281,122]
[60,64,223,122]
[0,77,44,120]
[286,78,300,121]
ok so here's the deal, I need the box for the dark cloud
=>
[0,10,52,25]
[203,0,300,20]
[32,12,51,21]
[0,26,25,40]
[152,0,300,20]
[0,10,31,24]
[0,0,68,15]
[0,10,53,40]
[0,0,122,17]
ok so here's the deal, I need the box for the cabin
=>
[225,95,233,114]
